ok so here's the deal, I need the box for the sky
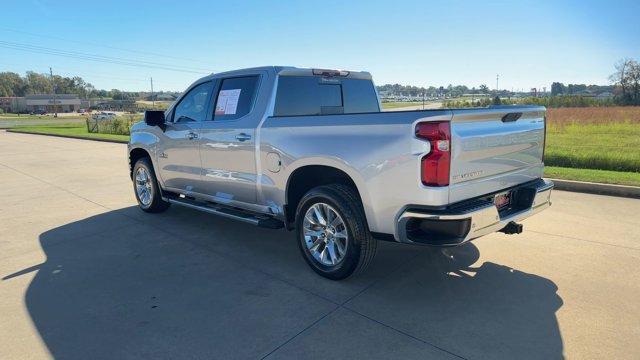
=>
[1,0,639,92]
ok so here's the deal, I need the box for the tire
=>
[132,157,170,213]
[295,184,377,280]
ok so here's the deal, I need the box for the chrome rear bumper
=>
[397,179,553,245]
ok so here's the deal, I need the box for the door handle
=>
[235,133,252,142]
[187,131,199,140]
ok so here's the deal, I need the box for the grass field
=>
[381,101,423,109]
[9,123,129,142]
[544,166,640,187]
[0,114,84,121]
[545,107,640,172]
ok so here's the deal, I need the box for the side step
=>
[166,197,284,229]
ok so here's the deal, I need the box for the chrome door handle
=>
[187,131,199,140]
[235,133,252,142]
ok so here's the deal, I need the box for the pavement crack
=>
[528,229,640,251]
[259,305,341,359]
[341,306,468,360]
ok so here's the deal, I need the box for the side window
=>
[212,76,260,120]
[274,76,343,116]
[342,79,380,113]
[173,82,213,122]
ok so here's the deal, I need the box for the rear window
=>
[212,76,259,120]
[274,76,379,117]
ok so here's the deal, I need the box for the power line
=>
[0,27,213,66]
[0,40,212,72]
[0,40,213,74]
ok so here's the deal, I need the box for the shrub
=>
[86,114,142,136]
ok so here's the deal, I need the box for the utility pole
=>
[50,67,57,117]
[496,74,499,92]
[150,77,155,108]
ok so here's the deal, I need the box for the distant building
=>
[25,94,81,113]
[0,97,26,113]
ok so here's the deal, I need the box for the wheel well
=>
[285,165,362,228]
[129,148,151,178]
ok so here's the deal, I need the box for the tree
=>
[610,58,640,105]
[551,82,565,96]
[25,71,52,94]
[479,84,489,94]
[0,72,27,96]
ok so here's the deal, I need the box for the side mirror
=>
[144,111,166,130]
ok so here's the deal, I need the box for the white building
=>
[25,94,81,113]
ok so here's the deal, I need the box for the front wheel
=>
[132,157,170,213]
[296,184,377,280]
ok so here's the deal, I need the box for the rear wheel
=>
[133,157,170,213]
[296,184,377,280]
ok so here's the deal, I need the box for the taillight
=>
[415,121,451,186]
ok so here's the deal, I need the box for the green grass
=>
[545,123,640,172]
[381,101,424,109]
[10,123,129,142]
[544,166,640,187]
[1,114,81,121]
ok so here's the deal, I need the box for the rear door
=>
[448,106,546,203]
[197,74,262,206]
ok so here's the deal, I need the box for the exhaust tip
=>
[499,221,523,235]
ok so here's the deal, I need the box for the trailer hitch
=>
[499,221,523,235]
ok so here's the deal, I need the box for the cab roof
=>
[198,66,372,82]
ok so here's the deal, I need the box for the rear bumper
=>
[396,179,553,246]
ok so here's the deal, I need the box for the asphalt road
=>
[0,131,638,360]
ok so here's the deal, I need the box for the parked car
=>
[92,111,116,120]
[128,66,553,280]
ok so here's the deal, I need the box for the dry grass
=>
[546,106,640,126]
[544,106,640,172]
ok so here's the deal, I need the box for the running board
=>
[166,198,284,229]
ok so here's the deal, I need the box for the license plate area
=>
[494,191,511,210]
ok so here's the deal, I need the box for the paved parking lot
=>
[1,130,639,359]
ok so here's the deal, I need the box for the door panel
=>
[156,122,202,192]
[198,75,262,206]
[199,125,257,204]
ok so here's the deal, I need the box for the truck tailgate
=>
[448,106,546,203]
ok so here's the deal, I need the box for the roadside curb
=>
[549,178,640,199]
[5,129,128,144]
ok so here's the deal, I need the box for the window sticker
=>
[215,89,242,115]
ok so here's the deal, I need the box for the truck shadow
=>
[3,206,563,359]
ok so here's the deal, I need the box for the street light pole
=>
[150,77,155,108]
[50,67,57,117]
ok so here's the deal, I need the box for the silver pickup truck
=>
[128,66,553,280]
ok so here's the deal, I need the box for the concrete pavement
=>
[0,131,638,359]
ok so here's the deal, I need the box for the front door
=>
[198,75,261,206]
[156,81,213,194]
